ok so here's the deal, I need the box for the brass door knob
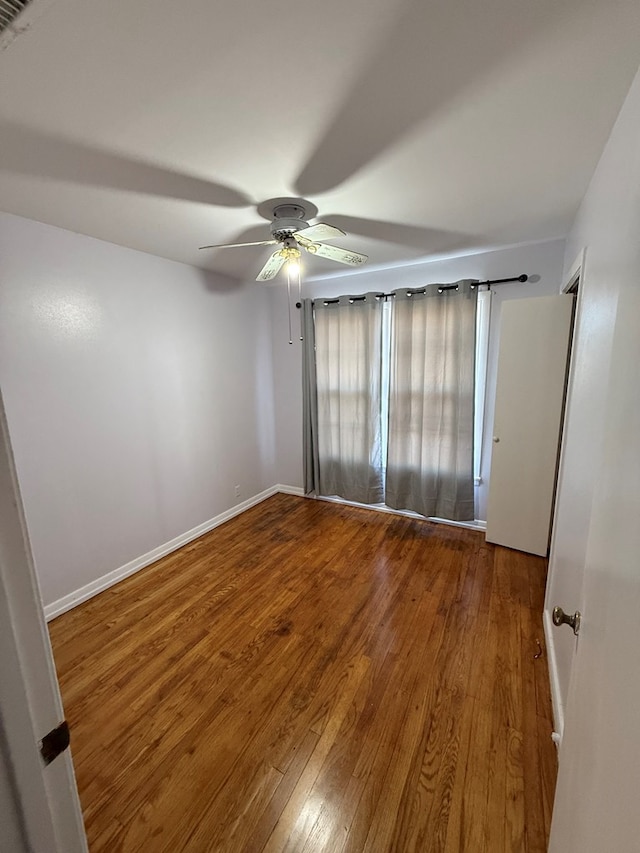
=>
[552,606,581,636]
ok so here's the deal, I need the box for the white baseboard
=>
[275,483,305,497]
[543,607,564,745]
[44,484,302,622]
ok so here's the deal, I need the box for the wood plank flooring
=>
[48,494,557,852]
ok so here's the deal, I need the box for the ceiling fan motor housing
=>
[271,218,308,240]
[271,206,308,241]
[258,197,319,242]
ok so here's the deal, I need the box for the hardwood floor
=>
[48,494,557,852]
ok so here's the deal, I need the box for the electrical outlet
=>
[234,485,241,498]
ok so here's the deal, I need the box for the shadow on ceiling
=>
[294,0,586,196]
[0,121,252,208]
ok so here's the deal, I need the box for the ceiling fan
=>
[199,197,368,280]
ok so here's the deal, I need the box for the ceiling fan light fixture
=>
[287,259,300,277]
[277,238,302,280]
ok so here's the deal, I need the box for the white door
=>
[0,391,87,852]
[548,278,640,851]
[486,295,574,555]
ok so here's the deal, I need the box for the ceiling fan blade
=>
[310,243,368,267]
[256,251,286,281]
[293,222,346,243]
[199,239,276,250]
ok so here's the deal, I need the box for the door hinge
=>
[40,720,70,766]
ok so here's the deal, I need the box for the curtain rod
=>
[300,274,529,307]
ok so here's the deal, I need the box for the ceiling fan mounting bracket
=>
[258,196,318,220]
[274,204,305,219]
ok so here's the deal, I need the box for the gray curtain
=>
[386,281,477,521]
[308,294,384,504]
[302,299,320,495]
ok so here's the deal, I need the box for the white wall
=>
[547,62,640,853]
[270,239,565,520]
[0,212,276,610]
[545,78,638,721]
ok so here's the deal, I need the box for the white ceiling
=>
[1,0,640,281]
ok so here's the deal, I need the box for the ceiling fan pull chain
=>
[298,267,303,341]
[287,265,293,345]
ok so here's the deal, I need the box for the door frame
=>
[0,389,88,852]
[543,247,587,744]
